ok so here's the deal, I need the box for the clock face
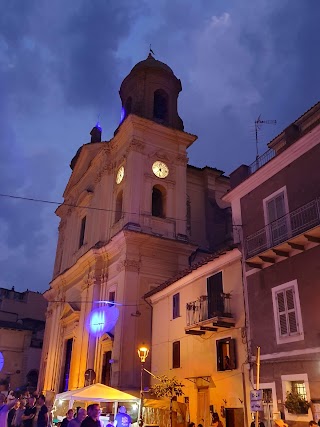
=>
[152,161,169,179]
[116,166,125,184]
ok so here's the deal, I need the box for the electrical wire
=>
[48,299,149,307]
[0,192,243,227]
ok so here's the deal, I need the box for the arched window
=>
[115,191,123,223]
[153,89,168,123]
[152,185,166,218]
[125,97,132,117]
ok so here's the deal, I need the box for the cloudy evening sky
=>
[0,0,319,293]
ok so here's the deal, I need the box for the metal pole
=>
[139,362,144,427]
[255,346,261,427]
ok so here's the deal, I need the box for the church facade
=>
[38,54,232,403]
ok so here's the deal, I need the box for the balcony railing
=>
[246,197,320,258]
[248,148,276,175]
[186,294,232,327]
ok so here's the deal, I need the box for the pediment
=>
[100,332,114,342]
[64,143,104,197]
[60,303,80,322]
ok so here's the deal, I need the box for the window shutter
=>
[207,272,224,317]
[216,340,223,371]
[267,192,285,223]
[275,193,285,218]
[229,339,237,369]
[173,293,180,319]
[172,341,180,369]
[276,291,288,336]
[286,288,298,334]
[267,198,277,223]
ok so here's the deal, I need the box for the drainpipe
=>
[239,235,253,427]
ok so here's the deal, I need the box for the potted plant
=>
[284,390,310,414]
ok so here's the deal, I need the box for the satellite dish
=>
[0,352,4,372]
[86,305,119,337]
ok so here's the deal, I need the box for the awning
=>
[55,383,140,403]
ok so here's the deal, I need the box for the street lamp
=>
[137,346,149,427]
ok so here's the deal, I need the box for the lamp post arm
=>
[143,368,160,380]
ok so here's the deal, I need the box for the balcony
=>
[248,148,276,175]
[185,294,235,335]
[245,196,320,266]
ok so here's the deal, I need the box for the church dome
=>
[130,53,174,75]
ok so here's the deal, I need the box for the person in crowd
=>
[250,419,265,427]
[0,394,18,427]
[36,395,48,427]
[114,407,131,427]
[12,399,26,427]
[69,409,87,427]
[81,404,100,427]
[60,410,74,427]
[22,397,37,427]
[212,412,223,427]
[197,424,203,427]
[8,400,19,427]
[188,423,195,427]
[309,422,317,426]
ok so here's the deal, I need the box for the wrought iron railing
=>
[246,197,320,258]
[249,148,276,175]
[186,294,232,327]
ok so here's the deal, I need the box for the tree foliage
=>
[150,375,185,401]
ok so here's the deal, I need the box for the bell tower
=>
[118,53,184,131]
[111,54,196,241]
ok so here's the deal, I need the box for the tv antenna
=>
[255,115,276,159]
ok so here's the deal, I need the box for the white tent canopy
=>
[55,383,140,409]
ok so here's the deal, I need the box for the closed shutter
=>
[173,293,180,319]
[267,193,285,223]
[229,339,237,369]
[276,287,299,337]
[207,272,224,317]
[277,291,288,336]
[286,288,298,334]
[172,341,180,369]
[267,192,288,244]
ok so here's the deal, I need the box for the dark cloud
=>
[0,0,319,292]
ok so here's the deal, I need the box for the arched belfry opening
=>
[115,191,123,223]
[118,53,184,132]
[153,89,169,123]
[152,185,166,218]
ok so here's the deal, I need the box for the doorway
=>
[225,408,244,427]
[262,388,273,427]
[197,389,209,427]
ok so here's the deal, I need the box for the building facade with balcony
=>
[145,247,250,427]
[38,54,232,404]
[224,102,320,426]
[0,287,47,392]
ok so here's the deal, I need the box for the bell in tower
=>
[118,53,184,131]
